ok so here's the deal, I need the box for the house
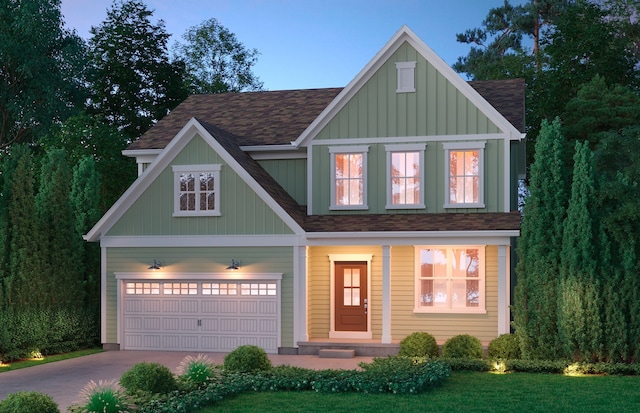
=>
[84,26,525,355]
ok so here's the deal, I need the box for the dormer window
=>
[396,61,416,93]
[172,164,221,216]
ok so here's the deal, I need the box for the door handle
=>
[364,298,368,315]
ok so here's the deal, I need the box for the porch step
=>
[319,349,355,359]
[298,341,400,357]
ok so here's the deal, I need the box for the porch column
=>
[294,245,308,344]
[382,245,392,343]
[497,245,510,335]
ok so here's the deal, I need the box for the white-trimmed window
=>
[163,282,198,295]
[330,146,368,210]
[172,164,221,216]
[415,246,485,313]
[385,144,426,209]
[443,142,485,208]
[125,282,160,295]
[396,61,416,93]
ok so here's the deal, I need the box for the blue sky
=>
[61,0,527,91]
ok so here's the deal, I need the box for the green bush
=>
[488,334,521,360]
[223,345,272,374]
[176,354,219,389]
[0,391,60,413]
[442,334,483,359]
[69,379,131,413]
[442,357,492,371]
[119,362,177,395]
[398,332,439,357]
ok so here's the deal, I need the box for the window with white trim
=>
[172,164,221,216]
[125,282,160,295]
[415,246,485,313]
[163,282,198,295]
[330,146,368,209]
[443,142,485,208]
[396,61,416,93]
[385,144,426,209]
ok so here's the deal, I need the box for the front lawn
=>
[198,371,640,413]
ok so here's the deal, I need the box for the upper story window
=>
[443,142,485,208]
[415,246,486,313]
[329,146,369,210]
[172,164,221,216]
[396,61,416,93]
[385,144,426,209]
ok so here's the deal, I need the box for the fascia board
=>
[99,234,303,248]
[305,230,518,246]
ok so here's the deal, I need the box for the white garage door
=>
[122,280,279,353]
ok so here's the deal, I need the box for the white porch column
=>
[382,245,392,343]
[293,245,309,344]
[497,245,510,335]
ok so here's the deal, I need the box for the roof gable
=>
[293,25,524,147]
[85,118,305,241]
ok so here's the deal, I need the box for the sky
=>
[60,0,527,91]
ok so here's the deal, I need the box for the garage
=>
[121,278,280,353]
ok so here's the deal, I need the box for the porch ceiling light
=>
[148,259,162,270]
[226,259,240,270]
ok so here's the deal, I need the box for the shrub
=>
[488,334,521,360]
[224,345,272,373]
[442,357,492,371]
[69,380,131,413]
[442,334,483,359]
[398,332,439,358]
[0,391,59,413]
[176,354,218,389]
[119,362,177,395]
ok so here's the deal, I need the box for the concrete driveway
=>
[0,351,373,411]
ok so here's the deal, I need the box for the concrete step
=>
[318,349,356,359]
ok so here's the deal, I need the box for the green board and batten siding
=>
[106,135,295,237]
[257,158,307,206]
[104,247,295,346]
[309,42,507,215]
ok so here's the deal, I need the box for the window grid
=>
[449,150,479,204]
[124,281,277,296]
[202,282,238,295]
[335,153,364,206]
[163,282,198,295]
[125,282,160,295]
[391,151,420,205]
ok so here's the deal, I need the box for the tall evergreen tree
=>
[558,140,602,361]
[70,156,102,313]
[513,118,567,359]
[36,149,82,308]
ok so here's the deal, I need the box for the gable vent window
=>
[396,61,416,93]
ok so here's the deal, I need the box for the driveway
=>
[0,350,373,411]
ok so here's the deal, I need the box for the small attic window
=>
[396,61,416,93]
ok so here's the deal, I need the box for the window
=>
[443,142,485,208]
[415,246,485,313]
[385,144,426,209]
[330,146,369,209]
[163,282,198,295]
[396,61,416,93]
[125,282,160,295]
[172,165,221,216]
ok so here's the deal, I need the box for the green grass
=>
[0,348,103,372]
[197,371,640,413]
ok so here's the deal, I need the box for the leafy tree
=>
[87,0,188,141]
[557,141,601,361]
[36,149,83,308]
[0,0,87,149]
[173,18,264,94]
[41,112,136,211]
[513,118,567,359]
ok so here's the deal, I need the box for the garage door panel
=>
[123,280,279,353]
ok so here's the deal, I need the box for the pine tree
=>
[558,141,602,361]
[513,118,568,359]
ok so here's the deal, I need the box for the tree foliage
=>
[173,18,264,94]
[513,118,567,360]
[87,0,188,141]
[0,0,87,149]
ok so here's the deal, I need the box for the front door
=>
[334,262,368,332]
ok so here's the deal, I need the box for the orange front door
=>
[335,262,368,332]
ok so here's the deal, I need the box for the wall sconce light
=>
[226,259,240,270]
[148,259,162,270]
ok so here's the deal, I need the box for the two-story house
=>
[85,26,525,355]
